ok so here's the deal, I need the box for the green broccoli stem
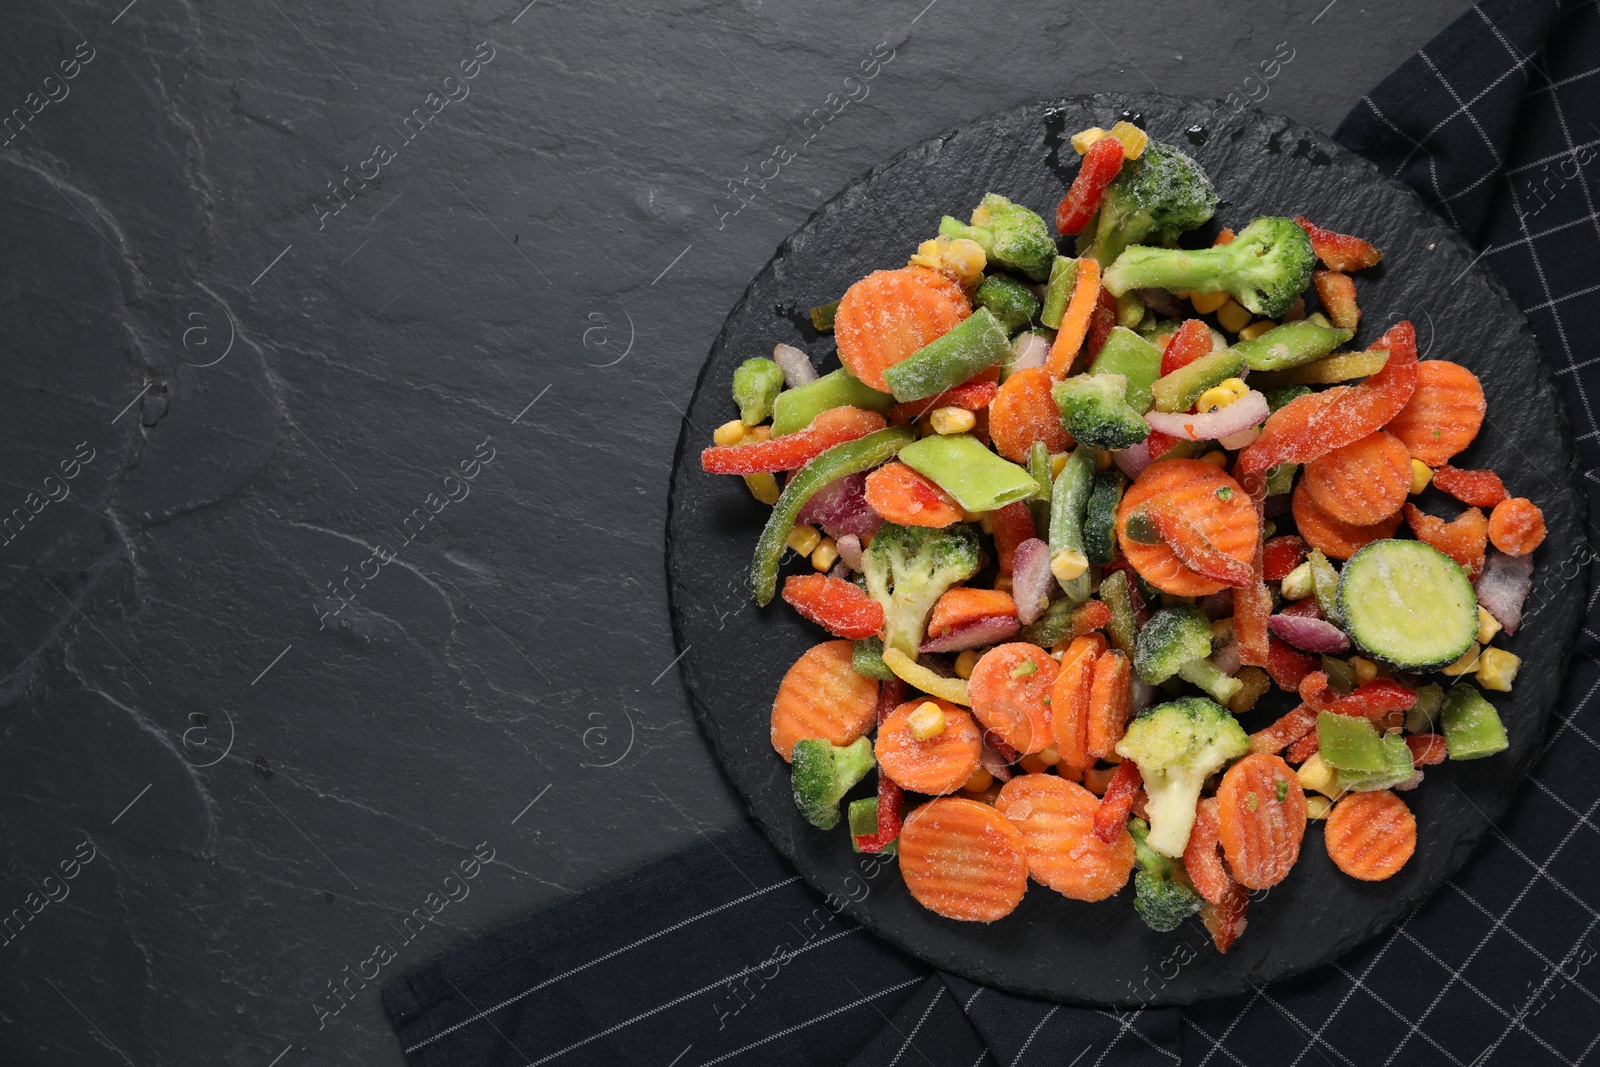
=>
[1177,657,1243,704]
[938,216,993,254]
[1103,246,1232,299]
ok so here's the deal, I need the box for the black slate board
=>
[663,94,1587,1006]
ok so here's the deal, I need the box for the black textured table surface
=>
[0,1,1469,1063]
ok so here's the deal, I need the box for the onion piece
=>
[979,743,1014,782]
[773,343,818,387]
[1136,288,1187,318]
[920,616,1020,653]
[835,533,863,572]
[1114,438,1154,481]
[1145,390,1270,441]
[1010,332,1050,373]
[1197,589,1234,620]
[1476,550,1534,635]
[796,472,881,541]
[1268,613,1350,654]
[1012,538,1054,625]
[1217,425,1261,450]
[1129,677,1156,714]
[1264,493,1292,518]
[1213,635,1242,676]
[828,561,852,580]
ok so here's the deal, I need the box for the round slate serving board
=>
[663,94,1587,1006]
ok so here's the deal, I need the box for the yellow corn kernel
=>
[908,236,987,289]
[1476,647,1521,691]
[1050,452,1070,478]
[714,419,748,446]
[1095,449,1114,471]
[811,538,839,572]
[1410,459,1432,494]
[1197,387,1235,413]
[1107,121,1149,159]
[1216,299,1253,335]
[978,512,995,535]
[1440,643,1483,677]
[1280,561,1315,601]
[1051,549,1089,583]
[743,472,780,505]
[930,406,977,435]
[1305,795,1333,821]
[907,701,947,740]
[1296,752,1339,798]
[953,649,981,680]
[1018,753,1049,775]
[959,507,984,524]
[788,524,822,557]
[1224,378,1249,399]
[1033,746,1060,767]
[1071,126,1107,154]
[1198,449,1229,468]
[1351,657,1379,685]
[994,573,1015,594]
[962,767,994,792]
[1477,606,1502,645]
[1237,319,1277,342]
[744,425,772,444]
[1190,290,1230,314]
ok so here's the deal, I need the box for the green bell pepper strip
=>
[1026,441,1053,542]
[1315,710,1385,772]
[1150,348,1246,414]
[1441,684,1510,759]
[898,433,1038,512]
[882,308,1013,402]
[1333,733,1416,792]
[770,368,894,435]
[1405,683,1446,734]
[1320,655,1356,694]
[852,637,896,681]
[733,358,785,426]
[1265,462,1298,496]
[1101,568,1138,654]
[810,300,840,332]
[1049,445,1096,601]
[1230,321,1354,372]
[751,427,915,605]
[1090,327,1164,413]
[975,275,1041,334]
[1040,256,1078,329]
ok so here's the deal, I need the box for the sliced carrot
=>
[1384,360,1485,466]
[995,774,1135,902]
[1404,503,1489,577]
[1069,599,1115,640]
[781,574,885,640]
[1293,479,1402,561]
[1406,733,1448,767]
[1093,759,1142,843]
[1489,497,1546,556]
[968,643,1060,755]
[875,699,984,795]
[1324,790,1417,881]
[864,461,964,528]
[769,640,879,760]
[1085,648,1133,761]
[1216,753,1306,890]
[1301,430,1411,526]
[1183,797,1237,906]
[989,366,1073,463]
[1117,459,1258,596]
[1045,257,1101,378]
[1313,270,1360,330]
[1249,704,1318,755]
[1431,466,1507,508]
[928,587,1019,639]
[991,501,1036,575]
[898,797,1029,921]
[834,267,971,392]
[1049,635,1107,770]
[1285,731,1319,764]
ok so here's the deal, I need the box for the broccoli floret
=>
[1115,697,1250,857]
[1129,816,1203,932]
[939,194,1057,282]
[974,274,1041,333]
[861,522,982,657]
[732,357,785,426]
[791,737,876,830]
[1133,606,1242,704]
[1080,140,1219,267]
[1052,374,1150,450]
[1102,216,1316,320]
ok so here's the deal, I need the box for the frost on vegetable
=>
[1079,140,1219,267]
[1053,374,1150,450]
[1103,216,1315,320]
[939,193,1057,282]
[1115,697,1250,857]
[861,522,982,658]
[791,736,877,830]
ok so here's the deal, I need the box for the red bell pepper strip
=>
[1146,429,1182,461]
[1144,501,1254,587]
[1203,886,1250,953]
[991,501,1037,575]
[1159,319,1213,377]
[854,678,907,853]
[1262,535,1308,582]
[1056,136,1126,235]
[1264,637,1318,691]
[702,406,887,474]
[1248,704,1318,755]
[1299,671,1418,722]
[1293,216,1383,272]
[1084,288,1119,361]
[887,380,998,424]
[1236,320,1418,490]
[781,574,885,640]
[1093,759,1142,844]
[1284,730,1319,764]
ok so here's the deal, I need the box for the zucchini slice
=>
[1337,540,1478,671]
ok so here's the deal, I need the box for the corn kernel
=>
[1476,647,1520,691]
[1198,449,1229,469]
[993,573,1014,594]
[1051,548,1089,583]
[978,512,994,535]
[1224,378,1249,399]
[1305,795,1333,821]
[1351,657,1379,685]
[744,425,772,444]
[1018,753,1049,775]
[930,406,977,435]
[1296,752,1339,798]
[743,472,780,505]
[811,538,839,572]
[1037,745,1061,766]
[1440,643,1483,677]
[1107,121,1149,159]
[1216,299,1253,334]
[1237,319,1277,342]
[1197,386,1238,413]
[959,507,983,524]
[1049,453,1070,478]
[1095,449,1114,471]
[953,649,981,680]
[788,524,822,557]
[1191,290,1230,314]
[1410,459,1432,494]
[908,236,987,289]
[1071,126,1107,154]
[907,701,947,740]
[962,767,993,792]
[714,419,748,446]
[1476,606,1502,645]
[915,415,936,437]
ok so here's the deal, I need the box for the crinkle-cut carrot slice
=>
[875,699,984,795]
[1302,430,1411,526]
[1215,752,1307,890]
[1489,497,1546,556]
[1116,460,1258,596]
[769,640,879,760]
[1183,797,1237,906]
[1324,790,1417,881]
[1085,648,1133,761]
[1293,479,1402,561]
[968,643,1060,755]
[864,461,964,529]
[1384,360,1485,467]
[989,366,1074,463]
[898,797,1029,921]
[835,267,971,392]
[995,774,1135,902]
[1049,634,1108,770]
[1404,503,1488,577]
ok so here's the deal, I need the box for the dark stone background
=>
[0,0,1469,1062]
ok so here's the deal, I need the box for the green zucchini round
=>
[1336,539,1479,671]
